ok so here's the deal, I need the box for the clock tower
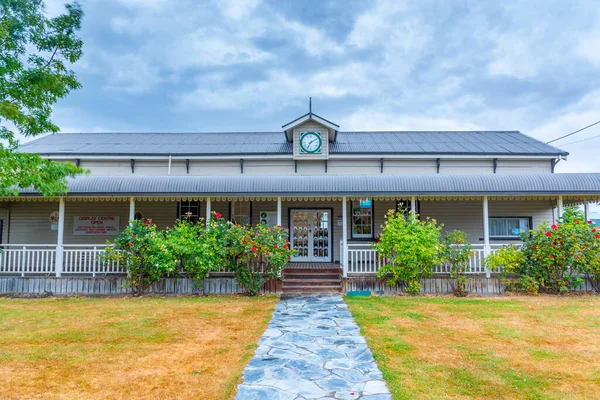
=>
[282,99,339,161]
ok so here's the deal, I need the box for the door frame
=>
[288,207,334,263]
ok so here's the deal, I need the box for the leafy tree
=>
[1,0,84,196]
[440,230,473,297]
[374,208,443,295]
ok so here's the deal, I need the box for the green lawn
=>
[0,296,277,400]
[347,295,600,400]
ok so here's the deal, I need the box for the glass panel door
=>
[291,211,309,261]
[291,210,331,262]
[312,211,330,261]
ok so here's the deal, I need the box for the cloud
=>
[102,53,164,93]
[28,0,600,181]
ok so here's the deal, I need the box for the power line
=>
[547,119,600,144]
[559,133,600,147]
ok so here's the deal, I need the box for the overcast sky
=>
[40,0,600,176]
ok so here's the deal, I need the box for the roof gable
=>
[282,113,339,142]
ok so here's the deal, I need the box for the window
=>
[177,201,201,222]
[352,199,373,239]
[489,217,531,239]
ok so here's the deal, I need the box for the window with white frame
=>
[177,201,201,222]
[352,199,373,239]
[489,217,531,238]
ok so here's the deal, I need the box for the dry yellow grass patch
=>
[347,295,600,400]
[0,295,278,400]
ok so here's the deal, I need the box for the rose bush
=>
[485,207,597,294]
[225,222,295,295]
[104,213,295,296]
[373,208,443,295]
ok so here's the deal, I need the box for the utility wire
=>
[559,133,600,147]
[547,119,600,144]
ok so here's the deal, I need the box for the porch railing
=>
[0,244,122,277]
[342,241,509,276]
[1,242,509,277]
[63,245,123,276]
[0,245,57,276]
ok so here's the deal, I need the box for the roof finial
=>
[309,97,312,114]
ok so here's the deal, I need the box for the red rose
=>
[132,234,136,237]
[215,212,222,219]
[575,255,580,259]
[549,255,554,259]
[596,235,600,239]
[565,281,569,286]
[273,244,278,249]
[575,220,580,224]
[592,229,597,233]
[530,245,536,249]
[588,220,593,224]
[560,245,564,248]
[128,242,133,247]
[545,232,552,237]
[552,244,556,248]
[283,244,288,249]
[551,224,558,230]
[251,247,257,252]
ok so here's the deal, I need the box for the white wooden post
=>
[205,197,211,229]
[277,197,282,226]
[411,196,416,214]
[584,198,589,222]
[483,196,491,278]
[55,197,66,277]
[342,196,348,277]
[557,195,564,220]
[129,197,135,222]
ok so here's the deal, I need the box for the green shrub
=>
[101,219,177,296]
[163,216,224,292]
[440,230,473,297]
[485,207,598,294]
[374,208,443,295]
[226,223,295,296]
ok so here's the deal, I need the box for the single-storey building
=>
[1,108,600,294]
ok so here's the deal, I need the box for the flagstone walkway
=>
[235,294,391,400]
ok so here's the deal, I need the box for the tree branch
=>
[41,44,59,70]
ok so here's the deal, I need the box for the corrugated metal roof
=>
[17,174,600,196]
[18,130,568,156]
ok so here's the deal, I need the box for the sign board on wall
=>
[73,216,120,236]
[259,211,277,226]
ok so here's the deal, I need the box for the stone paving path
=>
[235,294,391,400]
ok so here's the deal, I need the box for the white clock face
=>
[300,132,322,154]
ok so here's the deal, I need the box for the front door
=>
[290,210,331,262]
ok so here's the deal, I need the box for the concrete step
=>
[283,273,341,280]
[283,279,341,286]
[282,285,342,293]
[283,268,342,274]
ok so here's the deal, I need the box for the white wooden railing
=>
[0,245,57,276]
[63,245,123,276]
[0,244,122,277]
[342,241,509,276]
